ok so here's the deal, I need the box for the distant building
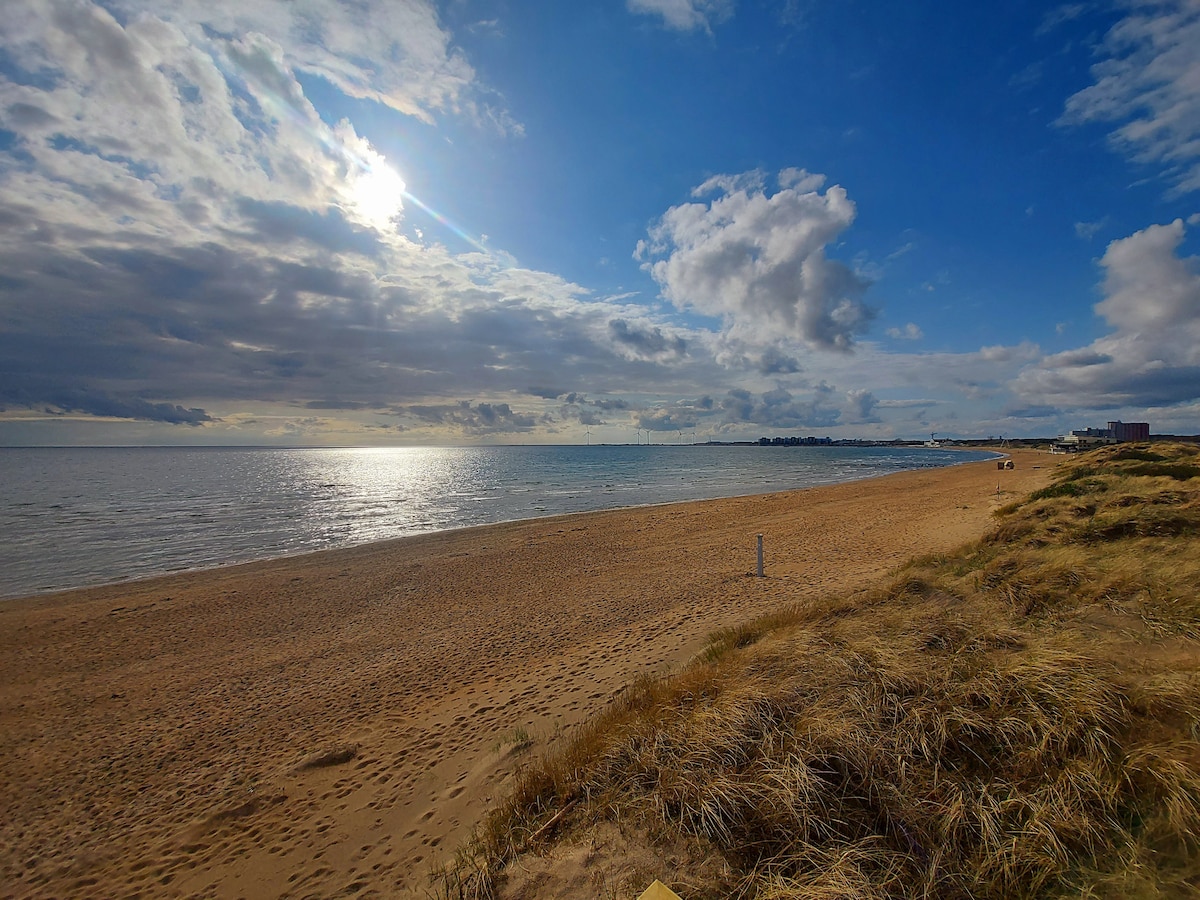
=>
[1051,420,1151,452]
[758,435,832,446]
[1063,428,1116,446]
[1109,421,1150,442]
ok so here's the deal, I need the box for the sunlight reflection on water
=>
[0,444,995,598]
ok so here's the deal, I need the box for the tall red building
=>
[1108,421,1150,441]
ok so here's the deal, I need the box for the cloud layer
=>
[2,1,1199,443]
[0,1,699,436]
[0,5,897,441]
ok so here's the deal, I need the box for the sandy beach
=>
[0,451,1051,898]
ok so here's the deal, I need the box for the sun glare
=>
[346,159,407,230]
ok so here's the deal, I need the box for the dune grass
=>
[439,443,1200,899]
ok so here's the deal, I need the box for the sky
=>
[1,0,1199,446]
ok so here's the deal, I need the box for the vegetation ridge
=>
[441,443,1200,899]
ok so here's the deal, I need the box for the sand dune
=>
[0,452,1051,898]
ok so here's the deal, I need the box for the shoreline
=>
[1,446,1002,603]
[0,451,1051,898]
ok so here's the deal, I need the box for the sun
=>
[345,157,407,230]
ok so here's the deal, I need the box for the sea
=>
[0,444,997,600]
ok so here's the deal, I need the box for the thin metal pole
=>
[756,534,764,577]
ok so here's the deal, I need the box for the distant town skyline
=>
[2,1,1199,446]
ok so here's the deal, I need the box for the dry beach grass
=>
[445,443,1200,899]
[1,450,1051,898]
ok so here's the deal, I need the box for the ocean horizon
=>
[0,443,997,600]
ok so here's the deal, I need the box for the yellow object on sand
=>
[637,880,682,900]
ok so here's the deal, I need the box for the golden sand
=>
[0,451,1051,898]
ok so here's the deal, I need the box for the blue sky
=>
[1,0,1198,445]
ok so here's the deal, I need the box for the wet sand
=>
[0,451,1051,898]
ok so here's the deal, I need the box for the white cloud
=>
[0,3,442,250]
[1015,219,1200,408]
[981,342,1042,364]
[115,0,479,125]
[886,322,924,341]
[778,167,827,192]
[844,388,880,423]
[1037,3,1086,37]
[627,0,734,33]
[1097,218,1199,330]
[1061,0,1200,194]
[692,170,765,197]
[636,169,874,349]
[1074,217,1110,240]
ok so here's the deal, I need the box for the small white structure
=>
[1052,427,1119,453]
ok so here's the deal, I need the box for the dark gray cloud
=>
[1004,405,1062,420]
[0,212,714,429]
[234,200,384,256]
[758,347,801,374]
[303,399,372,410]
[718,386,842,429]
[554,392,634,426]
[6,102,58,128]
[592,397,631,411]
[636,408,698,432]
[2,378,211,424]
[632,386,848,433]
[577,408,604,426]
[608,318,687,360]
[404,400,547,435]
[635,394,722,432]
[1049,349,1114,369]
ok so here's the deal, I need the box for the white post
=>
[756,533,764,577]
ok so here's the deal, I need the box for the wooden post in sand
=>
[756,533,764,577]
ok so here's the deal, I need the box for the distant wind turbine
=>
[585,427,592,446]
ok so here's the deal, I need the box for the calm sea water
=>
[0,444,995,599]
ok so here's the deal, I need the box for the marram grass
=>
[439,443,1200,899]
